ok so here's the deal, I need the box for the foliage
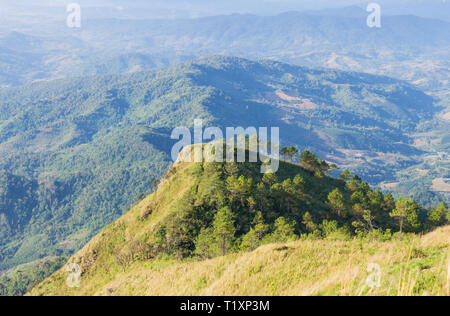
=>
[426,202,449,229]
[0,257,66,296]
[0,56,439,274]
[281,146,299,162]
[26,151,450,296]
[263,217,298,243]
[240,212,269,252]
[390,198,422,233]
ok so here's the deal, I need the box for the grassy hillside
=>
[1,56,440,272]
[30,227,450,296]
[29,148,449,296]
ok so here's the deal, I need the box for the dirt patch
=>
[416,169,429,176]
[292,99,319,110]
[442,112,450,122]
[266,91,318,110]
[431,178,450,192]
[380,182,400,190]
[275,91,301,102]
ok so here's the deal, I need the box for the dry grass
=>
[30,227,450,296]
[28,154,449,297]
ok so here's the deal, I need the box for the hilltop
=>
[29,146,449,296]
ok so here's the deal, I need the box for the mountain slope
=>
[31,227,450,296]
[0,56,441,271]
[28,151,450,296]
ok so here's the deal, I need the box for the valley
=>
[0,56,445,273]
[0,3,448,297]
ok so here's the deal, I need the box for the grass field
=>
[30,226,449,296]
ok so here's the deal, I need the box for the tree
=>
[328,189,347,218]
[390,198,422,233]
[346,175,362,192]
[362,209,375,231]
[225,162,239,177]
[299,150,320,172]
[264,217,297,243]
[299,150,333,175]
[427,202,448,228]
[213,207,236,256]
[262,172,278,187]
[240,212,269,251]
[252,212,269,240]
[281,146,299,162]
[339,170,352,182]
[302,212,317,233]
[383,193,395,212]
[226,176,253,212]
[195,227,214,259]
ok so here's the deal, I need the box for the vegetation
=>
[0,257,66,296]
[28,146,449,296]
[1,56,440,276]
[32,226,450,296]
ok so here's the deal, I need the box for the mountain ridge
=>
[27,145,450,296]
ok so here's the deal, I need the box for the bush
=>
[263,217,298,243]
[320,220,351,241]
[114,241,154,269]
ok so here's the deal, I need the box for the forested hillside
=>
[0,56,440,273]
[29,146,450,296]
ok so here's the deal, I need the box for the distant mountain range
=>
[0,9,449,91]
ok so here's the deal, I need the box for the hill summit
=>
[29,146,449,296]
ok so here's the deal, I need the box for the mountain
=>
[28,147,450,296]
[0,56,444,273]
[1,11,449,92]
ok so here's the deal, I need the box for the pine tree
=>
[281,146,299,162]
[427,202,448,228]
[339,170,352,182]
[195,227,214,259]
[302,212,317,233]
[213,207,236,256]
[240,212,269,251]
[390,198,421,233]
[265,217,297,243]
[328,189,347,218]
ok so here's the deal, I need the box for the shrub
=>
[263,217,298,243]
